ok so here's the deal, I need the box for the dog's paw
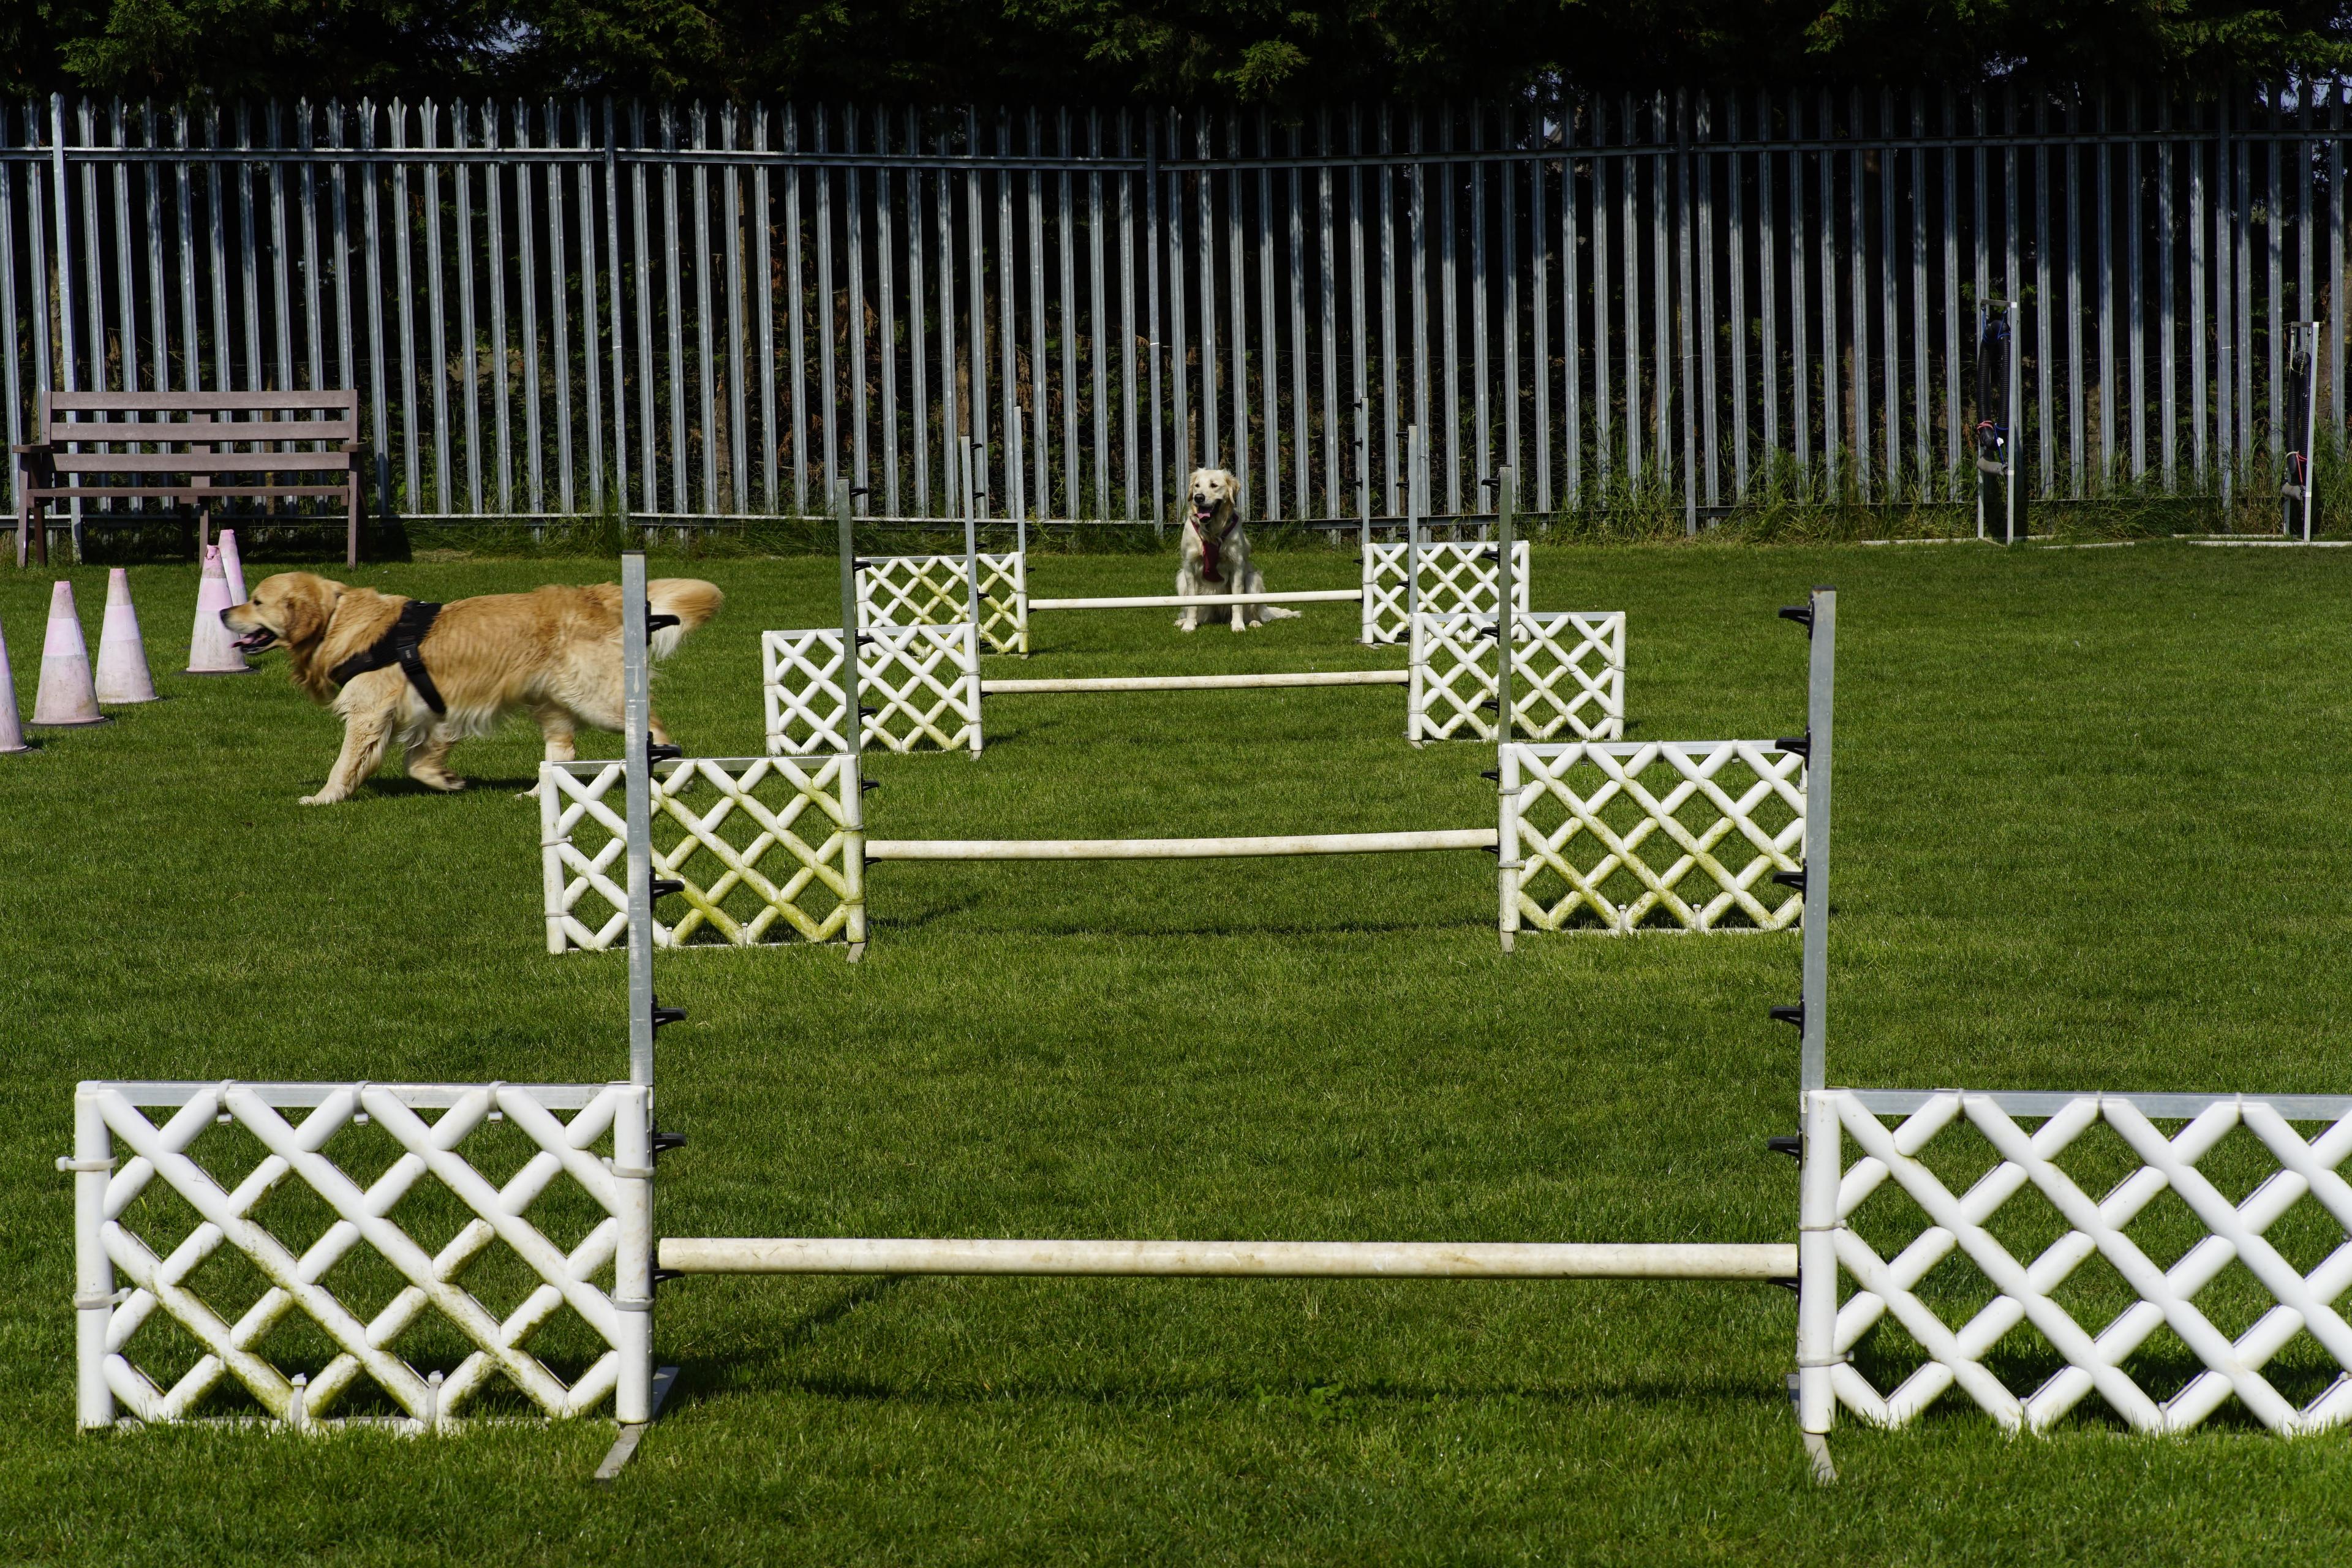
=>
[297,791,344,807]
[412,773,466,793]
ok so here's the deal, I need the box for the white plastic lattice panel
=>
[70,1079,650,1430]
[761,630,853,754]
[540,756,865,950]
[762,625,982,756]
[1815,1088,2352,1436]
[1409,611,1625,742]
[1499,741,1804,934]
[857,552,1027,653]
[1363,539,1531,644]
[859,623,984,754]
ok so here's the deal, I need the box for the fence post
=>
[50,95,81,563]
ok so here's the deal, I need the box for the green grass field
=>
[4,538,2351,1564]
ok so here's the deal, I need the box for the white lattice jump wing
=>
[1498,741,1805,940]
[1806,1088,2352,1436]
[69,1079,653,1430]
[540,756,866,952]
[856,551,1027,654]
[1363,540,1532,644]
[1409,611,1626,743]
[761,625,983,756]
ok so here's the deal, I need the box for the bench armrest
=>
[340,441,364,453]
[11,443,54,456]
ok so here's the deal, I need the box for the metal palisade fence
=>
[0,86,2344,534]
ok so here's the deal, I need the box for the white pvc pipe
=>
[981,669,1408,694]
[658,1237,1798,1281]
[1028,589,1363,610]
[864,829,1499,861]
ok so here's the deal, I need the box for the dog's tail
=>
[646,578,725,658]
[1257,605,1303,620]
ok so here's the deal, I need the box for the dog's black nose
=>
[218,607,236,626]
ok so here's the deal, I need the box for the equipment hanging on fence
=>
[2281,322,2321,541]
[1975,302,2028,544]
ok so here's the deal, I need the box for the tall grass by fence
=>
[2,85,2346,541]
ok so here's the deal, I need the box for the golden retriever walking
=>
[223,573,723,804]
[1176,467,1301,632]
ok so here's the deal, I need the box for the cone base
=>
[29,715,111,728]
[183,666,256,676]
[97,693,163,705]
[0,741,33,755]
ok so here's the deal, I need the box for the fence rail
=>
[2,86,2344,537]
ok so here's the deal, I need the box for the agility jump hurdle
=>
[786,458,1621,753]
[856,424,1529,655]
[92,568,2352,1474]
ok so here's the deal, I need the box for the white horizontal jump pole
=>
[658,1237,1797,1281]
[1029,589,1362,611]
[982,670,1408,695]
[865,828,1498,861]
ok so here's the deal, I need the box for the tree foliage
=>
[6,0,2350,105]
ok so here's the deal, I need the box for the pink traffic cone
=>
[186,545,251,675]
[0,612,30,753]
[94,568,160,704]
[217,527,248,606]
[31,580,107,726]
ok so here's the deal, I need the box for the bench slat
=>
[34,421,357,446]
[43,452,356,474]
[42,390,360,415]
[24,485,355,500]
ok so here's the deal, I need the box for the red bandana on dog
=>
[1190,509,1234,584]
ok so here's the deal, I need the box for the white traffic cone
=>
[186,545,251,675]
[218,527,249,606]
[0,612,31,753]
[32,580,107,726]
[94,568,160,704]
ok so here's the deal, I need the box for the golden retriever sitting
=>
[222,573,723,804]
[1177,467,1301,632]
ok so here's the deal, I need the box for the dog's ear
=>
[282,578,343,647]
[281,578,347,703]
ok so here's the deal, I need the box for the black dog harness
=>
[328,600,447,714]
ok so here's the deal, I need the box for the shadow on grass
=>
[777,1369,1792,1412]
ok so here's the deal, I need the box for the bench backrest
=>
[40,389,360,453]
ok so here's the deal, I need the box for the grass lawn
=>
[3,536,2351,1564]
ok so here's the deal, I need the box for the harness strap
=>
[328,600,448,715]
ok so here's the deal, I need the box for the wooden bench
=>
[13,389,369,568]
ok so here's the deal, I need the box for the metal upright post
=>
[622,552,657,1089]
[2283,322,2320,540]
[1405,424,1421,628]
[1788,584,1837,1482]
[838,483,864,753]
[837,486,869,959]
[1358,423,1373,645]
[962,436,983,627]
[1014,405,1028,560]
[1798,587,1833,1095]
[2003,300,2026,541]
[1495,467,1517,741]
